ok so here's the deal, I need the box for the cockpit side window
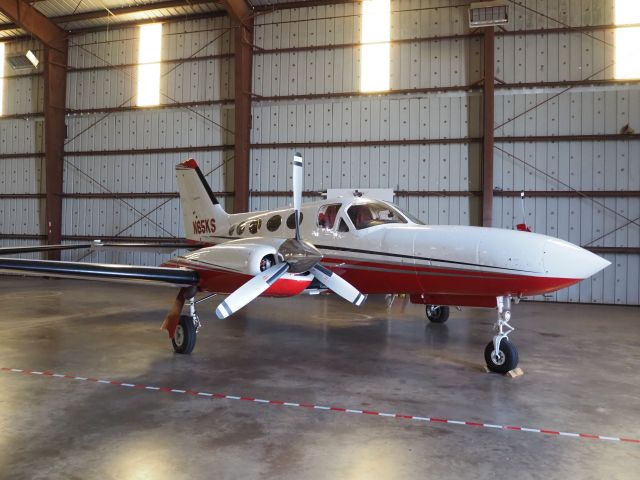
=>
[347,202,408,230]
[317,203,341,230]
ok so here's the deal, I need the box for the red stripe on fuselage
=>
[164,254,579,299]
[321,256,579,297]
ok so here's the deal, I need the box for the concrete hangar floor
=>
[0,277,637,479]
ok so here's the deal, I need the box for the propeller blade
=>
[310,265,367,306]
[292,152,303,240]
[215,262,291,319]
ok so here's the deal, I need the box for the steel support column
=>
[219,0,253,213]
[221,0,253,213]
[44,44,67,256]
[233,18,253,213]
[0,0,68,259]
[482,26,495,227]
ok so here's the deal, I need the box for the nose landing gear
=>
[485,296,519,374]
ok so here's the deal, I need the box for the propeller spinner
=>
[215,153,367,319]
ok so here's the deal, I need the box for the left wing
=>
[0,240,205,256]
[0,257,198,288]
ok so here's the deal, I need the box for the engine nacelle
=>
[182,237,287,276]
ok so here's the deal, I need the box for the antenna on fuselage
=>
[516,191,532,232]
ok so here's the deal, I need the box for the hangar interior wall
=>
[0,0,638,305]
[2,16,234,265]
[0,38,44,257]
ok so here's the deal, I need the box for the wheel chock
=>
[483,366,524,377]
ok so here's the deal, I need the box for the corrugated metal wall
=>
[0,39,45,258]
[0,0,638,304]
[251,0,482,228]
[62,16,234,265]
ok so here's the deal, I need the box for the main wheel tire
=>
[484,339,518,374]
[172,315,197,354]
[426,305,450,323]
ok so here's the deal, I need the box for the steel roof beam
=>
[218,0,251,25]
[0,0,66,46]
[0,0,223,32]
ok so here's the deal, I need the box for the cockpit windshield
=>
[346,201,422,230]
[397,207,425,225]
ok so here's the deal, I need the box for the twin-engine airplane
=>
[0,155,610,373]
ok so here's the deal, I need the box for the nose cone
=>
[543,238,611,279]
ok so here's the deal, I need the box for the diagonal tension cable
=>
[492,3,637,249]
[72,154,235,261]
[584,215,640,247]
[111,153,235,238]
[494,145,640,230]
[64,159,176,238]
[506,0,615,48]
[495,0,621,133]
[64,24,235,147]
[493,63,614,132]
[62,24,237,243]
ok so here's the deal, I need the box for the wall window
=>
[615,0,640,79]
[360,0,390,92]
[137,23,162,106]
[0,43,5,116]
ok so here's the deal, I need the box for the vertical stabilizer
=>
[175,159,229,241]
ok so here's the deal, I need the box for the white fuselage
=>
[169,197,610,305]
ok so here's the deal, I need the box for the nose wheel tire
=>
[484,339,518,374]
[172,315,197,354]
[426,305,450,323]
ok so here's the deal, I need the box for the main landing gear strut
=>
[484,296,519,374]
[169,292,216,355]
[425,296,519,374]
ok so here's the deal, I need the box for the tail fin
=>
[176,159,229,240]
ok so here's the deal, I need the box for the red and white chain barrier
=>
[2,367,638,445]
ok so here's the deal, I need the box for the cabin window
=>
[228,225,236,235]
[317,204,341,230]
[267,215,282,232]
[286,212,303,229]
[236,222,246,235]
[248,219,262,234]
[338,218,349,232]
